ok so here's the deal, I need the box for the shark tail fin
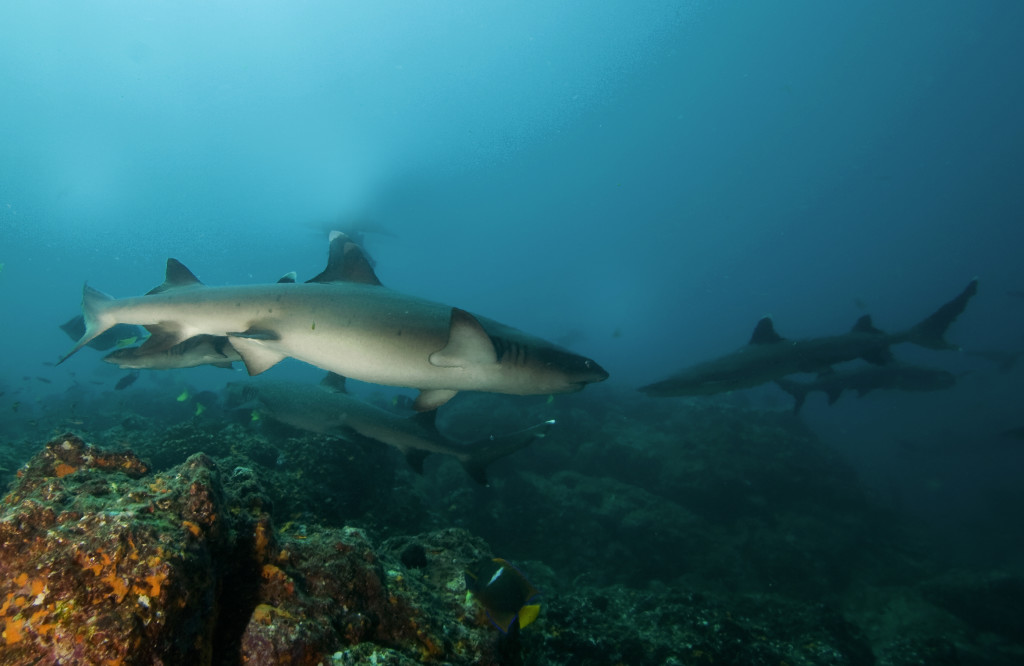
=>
[462,419,556,485]
[905,279,979,350]
[774,379,808,415]
[58,285,117,364]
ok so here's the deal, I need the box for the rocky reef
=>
[1,391,1021,664]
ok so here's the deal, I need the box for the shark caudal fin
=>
[57,284,117,364]
[461,419,556,485]
[905,279,979,350]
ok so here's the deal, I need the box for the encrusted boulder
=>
[0,434,230,664]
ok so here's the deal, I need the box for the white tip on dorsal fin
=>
[306,231,382,286]
[147,259,205,295]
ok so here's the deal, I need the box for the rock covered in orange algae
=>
[0,433,229,665]
[0,433,524,666]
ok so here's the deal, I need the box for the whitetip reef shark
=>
[226,373,554,484]
[774,362,957,414]
[60,232,608,410]
[640,279,978,397]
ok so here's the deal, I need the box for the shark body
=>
[774,362,957,414]
[61,233,607,410]
[226,373,554,484]
[639,279,978,397]
[104,334,242,370]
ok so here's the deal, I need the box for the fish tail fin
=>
[774,379,808,415]
[462,419,556,485]
[905,278,978,350]
[58,284,116,364]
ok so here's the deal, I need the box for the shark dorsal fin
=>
[749,317,783,345]
[306,231,383,286]
[147,259,205,295]
[277,271,297,284]
[852,315,883,335]
[320,372,348,393]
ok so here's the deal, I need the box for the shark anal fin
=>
[228,337,287,376]
[413,389,458,411]
[430,308,498,368]
[749,317,784,345]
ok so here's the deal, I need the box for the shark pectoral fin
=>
[429,308,497,368]
[277,271,297,284]
[228,337,287,376]
[413,389,458,411]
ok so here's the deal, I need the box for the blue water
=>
[2,2,1023,564]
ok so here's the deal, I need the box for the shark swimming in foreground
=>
[774,362,957,414]
[226,373,554,484]
[639,279,978,397]
[103,273,299,371]
[60,232,608,409]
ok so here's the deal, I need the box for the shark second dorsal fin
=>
[147,259,205,295]
[277,271,297,284]
[749,317,783,345]
[852,315,883,335]
[306,231,382,286]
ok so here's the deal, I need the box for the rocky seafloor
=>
[1,387,1022,665]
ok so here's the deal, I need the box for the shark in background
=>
[639,279,978,397]
[104,334,242,370]
[60,232,608,409]
[226,373,555,484]
[774,362,957,414]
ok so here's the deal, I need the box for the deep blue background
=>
[2,1,1023,563]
